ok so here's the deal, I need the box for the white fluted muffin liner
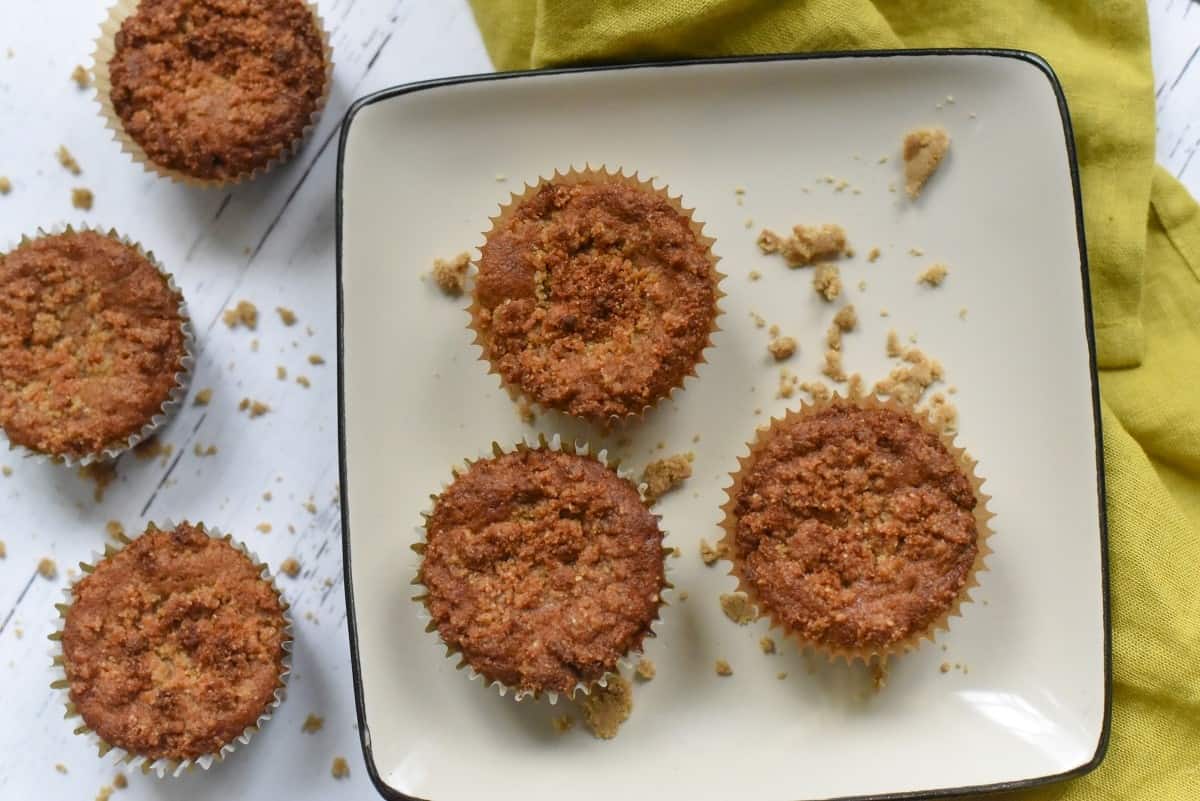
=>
[48,520,292,778]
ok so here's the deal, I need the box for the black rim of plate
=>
[335,48,1112,801]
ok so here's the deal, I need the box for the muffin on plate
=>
[95,0,332,185]
[415,437,668,700]
[719,396,991,661]
[0,227,192,463]
[52,521,290,776]
[471,167,722,424]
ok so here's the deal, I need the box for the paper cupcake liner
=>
[467,165,726,428]
[717,393,994,664]
[411,432,673,703]
[92,0,334,187]
[0,224,194,466]
[47,520,292,778]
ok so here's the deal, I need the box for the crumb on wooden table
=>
[719,592,755,625]
[714,659,733,677]
[699,538,724,566]
[276,307,298,326]
[767,336,797,361]
[193,387,213,406]
[959,307,968,320]
[54,763,68,774]
[580,674,633,740]
[302,714,324,733]
[38,558,57,579]
[223,300,258,330]
[280,557,301,578]
[57,145,81,175]
[551,715,574,734]
[812,263,842,301]
[635,658,656,681]
[748,270,762,281]
[331,757,350,779]
[641,452,694,503]
[903,126,950,198]
[759,636,776,654]
[0,541,6,559]
[917,263,949,287]
[431,252,471,296]
[0,176,11,195]
[72,188,94,210]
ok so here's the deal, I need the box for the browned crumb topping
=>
[767,336,797,361]
[79,462,118,502]
[580,674,633,739]
[38,557,57,578]
[419,448,665,696]
[886,330,903,358]
[301,713,324,733]
[813,264,842,302]
[918,263,949,287]
[874,346,945,406]
[57,146,81,175]
[276,307,297,326]
[699,538,724,566]
[729,402,978,650]
[635,658,656,681]
[800,381,832,402]
[904,127,950,198]
[296,375,311,388]
[331,757,349,779]
[223,300,258,330]
[71,65,91,88]
[193,387,213,406]
[0,176,11,195]
[867,247,881,263]
[822,349,847,382]
[71,188,94,210]
[719,592,756,625]
[474,179,718,421]
[280,557,301,577]
[256,522,272,534]
[112,773,127,789]
[193,443,217,457]
[432,252,471,296]
[833,305,858,332]
[759,636,776,654]
[551,714,575,734]
[308,354,325,365]
[641,452,693,503]
[714,659,733,676]
[61,523,287,761]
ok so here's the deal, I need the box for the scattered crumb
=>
[822,349,847,382]
[263,491,273,501]
[812,263,842,301]
[97,786,113,801]
[256,522,272,534]
[678,590,689,602]
[240,398,270,418]
[759,636,776,654]
[78,462,117,502]
[0,176,10,195]
[744,218,754,229]
[0,541,5,559]
[635,658,656,681]
[280,557,301,577]
[940,662,951,674]
[308,354,325,366]
[55,763,68,774]
[867,247,881,263]
[304,501,318,515]
[580,675,633,740]
[857,279,867,291]
[903,126,950,198]
[112,774,127,789]
[908,247,924,257]
[918,263,949,286]
[874,346,945,406]
[193,387,213,406]
[959,307,968,320]
[551,715,574,734]
[71,65,90,88]
[276,307,297,326]
[748,270,761,281]
[699,538,724,566]
[38,558,57,579]
[776,368,797,399]
[641,452,694,503]
[431,252,471,296]
[1,466,11,476]
[921,392,960,434]
[719,592,755,625]
[301,713,324,733]
[776,671,788,680]
[72,188,94,210]
[800,381,831,402]
[767,336,797,361]
[276,365,287,380]
[825,325,842,351]
[714,659,733,677]
[833,304,857,332]
[886,330,903,357]
[878,155,889,164]
[331,757,349,779]
[782,224,847,267]
[193,443,217,457]
[223,300,258,330]
[847,373,865,399]
[57,145,81,175]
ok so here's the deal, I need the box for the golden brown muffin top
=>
[419,448,665,696]
[61,523,288,762]
[474,178,718,420]
[108,0,328,181]
[0,230,187,458]
[730,403,979,651]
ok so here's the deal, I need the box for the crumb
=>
[959,307,968,320]
[768,324,780,337]
[873,346,944,406]
[748,270,761,281]
[275,365,287,381]
[635,658,656,681]
[280,557,301,577]
[812,263,841,301]
[256,522,272,534]
[276,307,297,326]
[756,228,784,254]
[857,279,867,291]
[308,354,325,366]
[670,546,681,558]
[844,246,856,257]
[776,671,788,680]
[800,381,831,402]
[825,324,842,352]
[551,715,574,734]
[776,368,796,399]
[193,387,213,406]
[193,443,217,457]
[78,462,117,502]
[918,263,949,286]
[834,179,849,192]
[431,252,471,296]
[263,491,273,501]
[921,392,959,434]
[38,558,57,579]
[940,662,951,674]
[331,757,349,779]
[867,247,881,263]
[750,311,766,329]
[699,538,724,566]
[515,397,536,424]
[71,65,90,88]
[1,466,10,476]
[240,399,270,418]
[886,330,903,357]
[714,660,733,677]
[0,541,5,559]
[878,155,889,164]
[719,592,755,625]
[103,521,125,542]
[734,186,746,195]
[57,145,81,175]
[304,501,318,515]
[96,786,113,801]
[759,636,776,654]
[223,300,259,330]
[847,373,865,399]
[833,304,858,332]
[871,661,888,691]
[880,308,890,317]
[678,590,689,602]
[72,188,94,210]
[0,176,10,195]
[781,224,847,267]
[767,336,797,361]
[495,173,506,182]
[822,349,847,382]
[903,126,950,198]
[113,773,127,789]
[295,375,311,389]
[580,675,633,740]
[908,247,924,257]
[641,452,693,503]
[55,763,67,774]
[744,218,754,229]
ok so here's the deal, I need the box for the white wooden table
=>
[0,2,1196,799]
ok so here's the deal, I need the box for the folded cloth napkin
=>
[468,2,1200,798]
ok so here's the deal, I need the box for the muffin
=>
[52,522,290,774]
[0,228,191,463]
[471,168,722,423]
[95,0,332,185]
[415,439,668,699]
[719,396,991,660]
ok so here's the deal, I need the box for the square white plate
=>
[337,51,1109,801]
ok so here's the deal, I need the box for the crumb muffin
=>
[472,171,720,422]
[58,522,288,763]
[0,229,189,460]
[721,398,987,657]
[102,0,330,183]
[417,445,667,697]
